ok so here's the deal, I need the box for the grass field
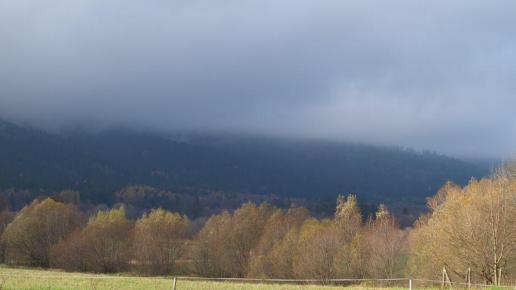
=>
[0,267,407,290]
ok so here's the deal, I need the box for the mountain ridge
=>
[0,119,488,208]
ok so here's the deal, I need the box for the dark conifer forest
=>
[0,119,487,222]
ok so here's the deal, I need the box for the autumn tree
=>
[248,195,367,280]
[1,198,83,267]
[133,208,189,275]
[408,176,516,284]
[189,211,232,277]
[248,207,309,278]
[80,207,133,273]
[292,194,367,280]
[333,194,365,277]
[334,194,362,239]
[50,229,87,271]
[363,205,407,278]
[189,203,275,277]
[293,218,342,280]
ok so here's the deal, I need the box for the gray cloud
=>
[1,0,515,158]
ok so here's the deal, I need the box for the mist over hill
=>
[0,119,488,213]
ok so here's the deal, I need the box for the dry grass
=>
[0,267,414,290]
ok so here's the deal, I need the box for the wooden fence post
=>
[467,267,471,290]
[442,267,445,289]
[442,266,452,288]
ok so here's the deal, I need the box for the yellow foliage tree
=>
[2,198,83,267]
[408,176,516,285]
[81,207,134,273]
[134,209,189,275]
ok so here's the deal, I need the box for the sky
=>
[1,0,515,158]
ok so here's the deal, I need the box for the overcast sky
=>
[1,0,515,158]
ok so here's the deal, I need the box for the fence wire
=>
[1,271,515,290]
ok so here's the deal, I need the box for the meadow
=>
[0,267,407,290]
[1,266,509,290]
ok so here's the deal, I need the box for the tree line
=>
[0,170,515,285]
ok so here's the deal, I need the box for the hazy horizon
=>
[1,0,515,158]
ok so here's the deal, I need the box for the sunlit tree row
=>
[0,167,515,284]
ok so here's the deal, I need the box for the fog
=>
[1,0,515,158]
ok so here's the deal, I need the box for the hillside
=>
[0,120,488,211]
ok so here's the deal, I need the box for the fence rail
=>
[171,276,516,290]
[1,271,516,290]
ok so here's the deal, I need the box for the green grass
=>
[0,267,407,290]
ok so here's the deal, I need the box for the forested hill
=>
[0,119,488,207]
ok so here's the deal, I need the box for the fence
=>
[173,277,409,289]
[1,270,516,290]
[171,276,516,290]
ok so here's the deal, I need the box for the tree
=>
[189,211,232,277]
[408,176,516,284]
[50,229,88,271]
[189,203,275,277]
[363,205,407,278]
[293,218,342,280]
[267,228,302,278]
[80,207,133,273]
[133,209,189,275]
[335,194,362,236]
[1,198,83,267]
[248,207,309,278]
[306,194,364,279]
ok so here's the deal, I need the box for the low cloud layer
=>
[1,0,515,158]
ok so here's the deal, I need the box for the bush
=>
[2,198,83,267]
[133,208,189,275]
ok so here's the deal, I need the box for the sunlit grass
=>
[0,266,420,290]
